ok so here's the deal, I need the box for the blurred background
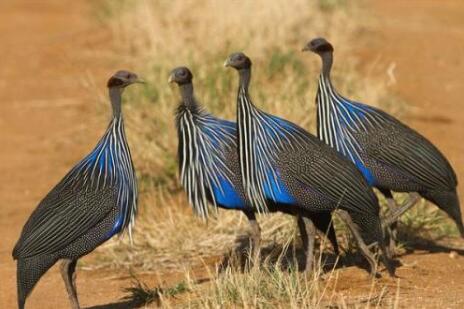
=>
[0,0,463,308]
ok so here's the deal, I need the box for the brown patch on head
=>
[107,70,139,88]
[107,76,125,88]
[306,37,334,54]
[226,52,252,70]
[169,66,193,85]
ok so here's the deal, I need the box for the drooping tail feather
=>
[17,256,56,309]
[421,189,464,237]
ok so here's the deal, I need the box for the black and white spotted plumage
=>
[306,37,463,237]
[237,86,378,218]
[171,66,339,258]
[176,103,242,218]
[225,53,391,274]
[13,71,141,309]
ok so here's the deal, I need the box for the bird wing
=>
[283,135,379,216]
[13,180,117,259]
[357,105,457,190]
[258,112,378,215]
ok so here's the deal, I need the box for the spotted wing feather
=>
[273,118,379,216]
[355,106,457,190]
[13,178,116,259]
[317,77,457,191]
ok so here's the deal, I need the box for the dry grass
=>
[121,252,396,309]
[86,0,389,271]
[79,0,459,307]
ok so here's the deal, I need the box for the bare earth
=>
[0,0,463,308]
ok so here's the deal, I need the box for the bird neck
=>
[179,83,196,109]
[238,68,251,94]
[320,51,333,80]
[109,87,123,118]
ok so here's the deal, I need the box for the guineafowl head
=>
[107,70,144,89]
[224,52,252,71]
[303,37,334,54]
[168,67,193,85]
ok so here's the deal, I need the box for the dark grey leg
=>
[384,193,421,226]
[367,192,421,251]
[378,189,398,254]
[337,210,378,277]
[297,215,316,273]
[386,195,399,254]
[244,211,261,262]
[60,259,80,309]
[379,190,420,254]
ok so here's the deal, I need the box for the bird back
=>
[316,77,457,190]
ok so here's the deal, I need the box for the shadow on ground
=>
[85,299,145,309]
[218,234,345,273]
[399,235,464,256]
[218,233,464,276]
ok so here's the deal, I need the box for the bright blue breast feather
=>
[203,118,236,145]
[180,113,247,213]
[337,99,377,186]
[336,100,367,123]
[211,176,246,209]
[108,215,123,238]
[263,170,296,204]
[86,142,114,173]
[83,139,121,238]
[317,80,378,186]
[252,112,300,205]
[202,117,247,210]
[74,119,136,240]
[353,161,376,186]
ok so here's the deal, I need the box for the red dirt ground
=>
[0,0,463,308]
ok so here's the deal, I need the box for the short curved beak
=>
[134,78,146,84]
[302,45,310,52]
[224,59,231,67]
[168,74,174,84]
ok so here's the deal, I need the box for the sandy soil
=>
[0,0,463,308]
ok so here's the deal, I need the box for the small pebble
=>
[449,251,458,259]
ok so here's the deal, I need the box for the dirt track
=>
[0,0,463,308]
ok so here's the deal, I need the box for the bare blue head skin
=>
[302,37,334,77]
[107,70,144,117]
[224,52,252,89]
